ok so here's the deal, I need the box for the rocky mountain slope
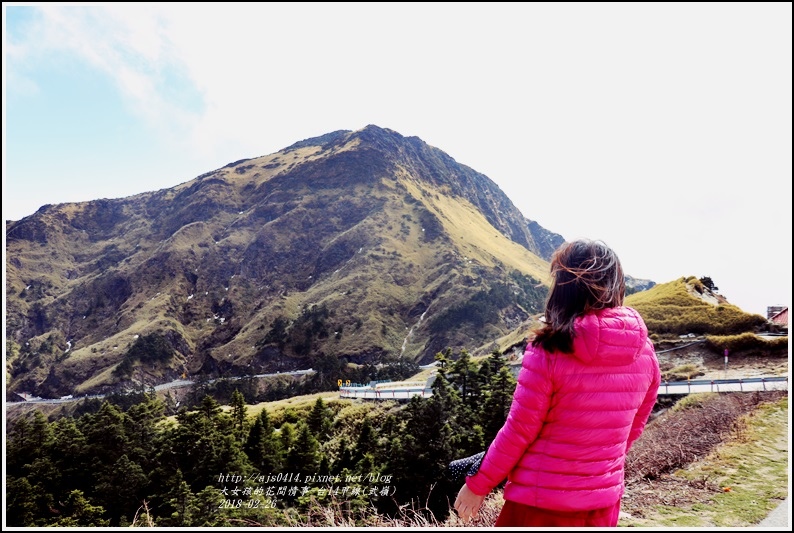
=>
[6,125,564,397]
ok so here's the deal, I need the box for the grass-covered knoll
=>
[626,276,768,337]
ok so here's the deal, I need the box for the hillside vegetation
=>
[9,368,786,527]
[5,349,518,527]
[626,276,769,337]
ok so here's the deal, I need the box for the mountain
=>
[625,275,655,294]
[6,125,564,398]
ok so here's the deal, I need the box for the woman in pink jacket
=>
[454,239,660,527]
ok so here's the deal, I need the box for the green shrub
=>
[705,332,788,353]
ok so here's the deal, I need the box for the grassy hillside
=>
[626,276,768,338]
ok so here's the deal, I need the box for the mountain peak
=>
[282,124,405,153]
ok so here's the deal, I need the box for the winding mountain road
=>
[5,369,315,407]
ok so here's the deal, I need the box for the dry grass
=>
[661,362,704,381]
[234,491,506,528]
[625,392,782,481]
[129,501,155,527]
[621,391,788,527]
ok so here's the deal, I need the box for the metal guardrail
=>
[340,376,788,400]
[374,381,426,389]
[659,376,788,395]
[339,387,432,400]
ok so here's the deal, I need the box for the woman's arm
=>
[627,341,661,451]
[465,346,553,496]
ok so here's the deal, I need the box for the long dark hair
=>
[532,239,625,354]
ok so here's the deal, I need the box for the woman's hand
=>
[454,483,486,521]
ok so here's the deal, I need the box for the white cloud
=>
[7,5,200,148]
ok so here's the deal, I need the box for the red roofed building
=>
[768,307,788,327]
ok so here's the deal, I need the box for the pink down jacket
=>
[466,306,660,512]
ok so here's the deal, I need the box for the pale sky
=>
[3,2,792,317]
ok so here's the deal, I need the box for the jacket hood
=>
[570,306,650,366]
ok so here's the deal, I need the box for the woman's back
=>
[455,239,661,527]
[499,306,659,511]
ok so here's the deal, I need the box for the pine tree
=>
[48,415,92,499]
[22,457,61,515]
[386,391,458,519]
[245,415,265,465]
[450,349,480,409]
[354,417,376,458]
[354,452,377,478]
[200,395,222,421]
[332,438,355,475]
[279,422,296,461]
[229,389,248,442]
[158,400,249,495]
[244,408,282,472]
[52,490,109,527]
[7,410,54,476]
[700,276,719,292]
[79,401,130,466]
[5,477,38,526]
[434,347,453,376]
[30,409,53,448]
[481,366,517,444]
[6,416,31,476]
[124,394,165,468]
[286,422,322,474]
[158,470,201,527]
[481,349,507,382]
[192,486,227,526]
[95,454,149,526]
[307,397,332,440]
